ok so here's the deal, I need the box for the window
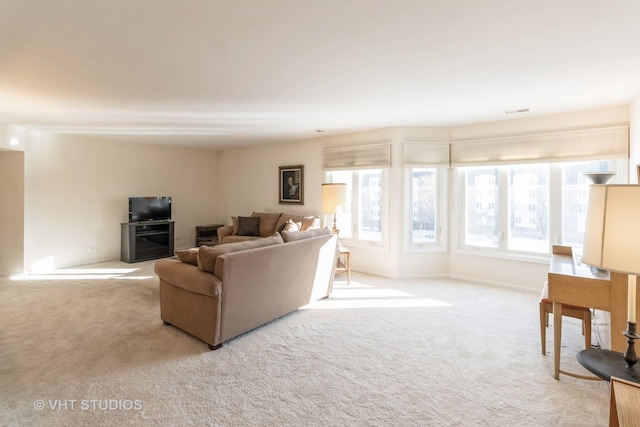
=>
[561,160,616,247]
[464,167,499,248]
[410,169,436,243]
[323,143,391,248]
[402,142,450,252]
[405,167,447,251]
[325,169,387,246]
[458,159,624,257]
[508,164,549,253]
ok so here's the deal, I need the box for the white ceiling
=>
[1,0,640,150]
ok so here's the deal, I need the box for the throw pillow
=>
[251,212,283,237]
[281,227,332,242]
[237,216,260,236]
[300,216,321,230]
[282,219,301,232]
[275,214,299,232]
[175,247,199,265]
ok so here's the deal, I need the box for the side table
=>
[576,348,640,383]
[195,224,223,246]
[336,244,351,285]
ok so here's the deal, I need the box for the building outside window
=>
[324,169,387,246]
[458,159,624,257]
[405,167,447,251]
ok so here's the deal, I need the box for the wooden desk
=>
[547,245,630,379]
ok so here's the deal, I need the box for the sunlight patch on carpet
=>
[302,297,452,309]
[303,284,452,309]
[10,267,147,281]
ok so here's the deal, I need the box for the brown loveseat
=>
[217,211,321,244]
[154,228,337,349]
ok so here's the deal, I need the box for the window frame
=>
[324,169,390,250]
[454,159,628,261]
[403,167,448,253]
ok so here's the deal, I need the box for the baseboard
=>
[348,270,540,294]
[449,273,539,294]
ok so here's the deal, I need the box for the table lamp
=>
[581,184,640,375]
[321,183,347,236]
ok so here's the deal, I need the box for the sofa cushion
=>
[222,235,263,244]
[175,247,199,265]
[281,227,332,242]
[237,216,260,236]
[213,233,286,279]
[198,233,284,273]
[251,212,283,237]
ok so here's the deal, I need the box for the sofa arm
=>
[217,225,233,242]
[155,258,222,297]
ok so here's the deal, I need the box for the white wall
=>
[451,105,629,141]
[21,130,220,271]
[0,126,26,274]
[630,94,640,183]
[0,149,24,274]
[218,139,324,222]
[0,124,8,148]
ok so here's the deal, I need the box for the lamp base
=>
[623,322,640,369]
[331,214,340,236]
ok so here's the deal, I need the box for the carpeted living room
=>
[2,1,640,426]
[1,262,610,425]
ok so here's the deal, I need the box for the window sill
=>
[403,245,448,254]
[340,239,388,252]
[453,246,550,265]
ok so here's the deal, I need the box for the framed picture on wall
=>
[279,165,304,204]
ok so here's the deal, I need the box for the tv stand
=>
[121,221,175,263]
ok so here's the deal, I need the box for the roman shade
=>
[450,125,628,167]
[403,142,450,167]
[323,143,391,170]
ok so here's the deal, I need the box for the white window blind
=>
[450,126,628,167]
[403,142,450,167]
[323,143,391,170]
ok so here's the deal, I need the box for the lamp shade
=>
[581,184,640,276]
[321,183,347,214]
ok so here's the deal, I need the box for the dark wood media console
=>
[121,220,175,263]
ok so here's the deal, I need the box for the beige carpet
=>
[0,259,609,426]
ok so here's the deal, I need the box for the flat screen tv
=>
[129,196,172,222]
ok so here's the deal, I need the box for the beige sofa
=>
[154,228,337,350]
[217,211,321,243]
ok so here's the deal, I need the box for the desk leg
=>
[553,301,563,380]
